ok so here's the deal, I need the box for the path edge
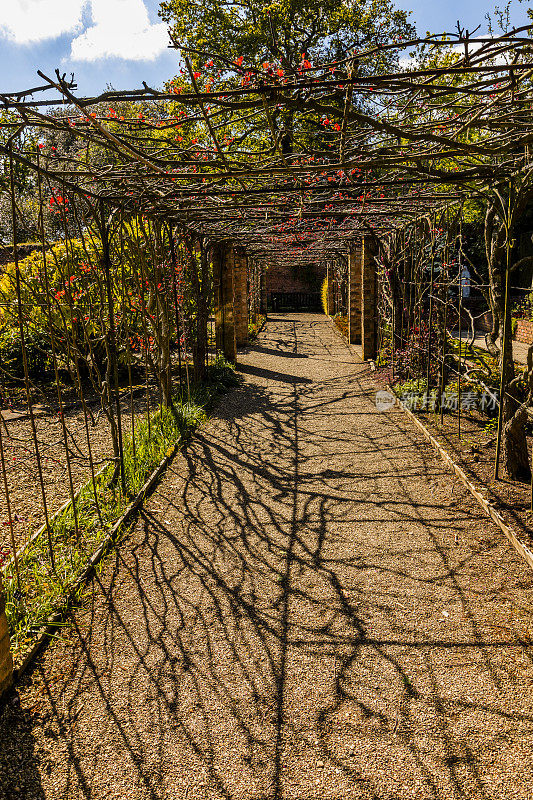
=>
[388,386,533,572]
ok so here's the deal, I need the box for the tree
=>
[159,0,415,74]
[483,175,533,480]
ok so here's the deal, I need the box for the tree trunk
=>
[159,299,172,408]
[503,400,531,481]
[188,237,211,384]
[485,198,530,479]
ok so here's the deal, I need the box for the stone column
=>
[213,242,236,363]
[233,246,249,347]
[0,575,13,700]
[260,268,268,315]
[361,236,377,361]
[348,246,362,344]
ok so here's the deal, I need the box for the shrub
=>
[321,277,328,315]
[334,313,348,337]
[0,327,53,379]
[205,354,241,390]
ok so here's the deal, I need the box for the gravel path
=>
[2,313,533,800]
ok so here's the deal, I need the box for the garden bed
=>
[1,357,241,666]
[0,387,160,553]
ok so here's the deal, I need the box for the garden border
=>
[327,316,533,573]
[10,433,186,685]
[387,386,533,572]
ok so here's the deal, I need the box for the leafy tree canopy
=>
[159,0,416,74]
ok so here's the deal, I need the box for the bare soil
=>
[0,387,160,553]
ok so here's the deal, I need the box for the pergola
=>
[1,25,531,363]
[1,22,533,691]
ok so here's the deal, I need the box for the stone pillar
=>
[260,268,267,315]
[361,237,377,361]
[0,575,13,700]
[233,246,249,347]
[213,242,236,363]
[348,246,362,344]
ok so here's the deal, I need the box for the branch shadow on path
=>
[3,314,533,800]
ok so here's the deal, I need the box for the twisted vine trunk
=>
[187,236,210,384]
[485,194,532,480]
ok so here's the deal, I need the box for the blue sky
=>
[0,0,530,98]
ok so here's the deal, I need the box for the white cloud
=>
[0,0,86,44]
[70,0,169,61]
[0,0,169,61]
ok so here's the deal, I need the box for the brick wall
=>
[233,247,248,347]
[514,318,533,343]
[348,247,362,344]
[0,576,13,700]
[266,261,325,293]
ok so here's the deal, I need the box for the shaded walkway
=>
[3,313,533,799]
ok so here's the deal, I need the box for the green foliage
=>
[123,402,206,495]
[160,0,415,165]
[248,315,266,341]
[0,223,161,379]
[0,114,41,243]
[511,290,533,322]
[205,354,241,390]
[0,328,53,379]
[4,466,122,662]
[334,313,348,338]
[0,237,102,339]
[448,337,501,388]
[160,0,415,73]
[321,277,329,315]
[392,377,427,397]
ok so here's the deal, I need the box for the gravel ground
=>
[2,312,533,799]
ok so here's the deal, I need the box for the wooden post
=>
[348,245,362,344]
[361,236,377,360]
[233,246,249,347]
[0,575,13,700]
[213,242,236,363]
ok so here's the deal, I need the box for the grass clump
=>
[205,354,241,392]
[123,401,206,495]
